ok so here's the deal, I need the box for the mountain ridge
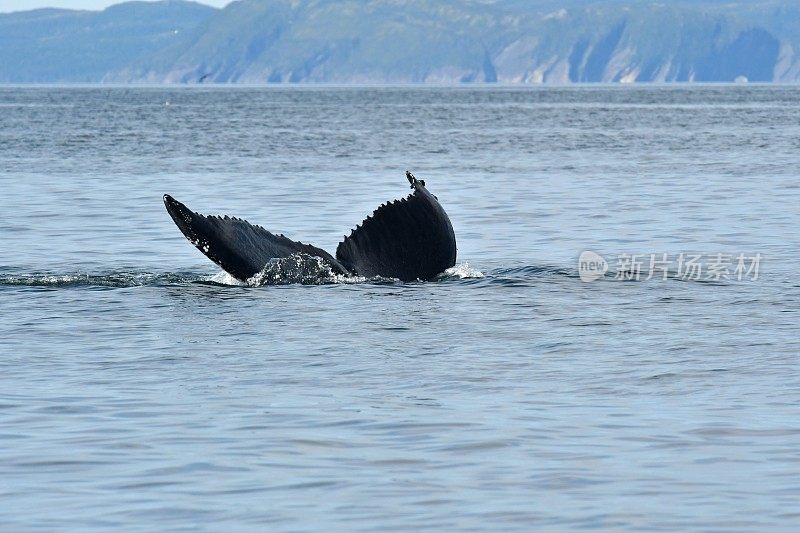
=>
[2,0,800,83]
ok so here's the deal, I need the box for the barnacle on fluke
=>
[163,172,457,282]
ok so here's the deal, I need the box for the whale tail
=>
[163,194,348,281]
[164,172,457,282]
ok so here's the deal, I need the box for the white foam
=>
[440,262,485,280]
[207,271,244,286]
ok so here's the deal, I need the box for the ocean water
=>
[1,86,798,530]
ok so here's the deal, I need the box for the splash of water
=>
[207,271,245,286]
[246,253,343,286]
[437,262,485,280]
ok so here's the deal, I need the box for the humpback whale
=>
[164,172,457,282]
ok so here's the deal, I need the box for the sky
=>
[0,0,231,12]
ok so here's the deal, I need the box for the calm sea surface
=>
[1,86,798,530]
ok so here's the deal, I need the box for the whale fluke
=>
[163,194,348,281]
[163,172,457,282]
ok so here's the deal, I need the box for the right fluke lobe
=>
[335,174,457,281]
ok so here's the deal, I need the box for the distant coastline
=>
[1,82,797,88]
[2,0,799,84]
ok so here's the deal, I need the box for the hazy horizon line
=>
[0,81,793,88]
